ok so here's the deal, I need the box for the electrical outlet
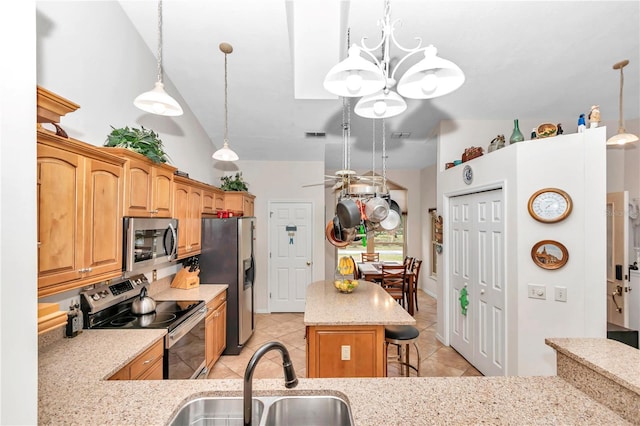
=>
[152,269,158,281]
[341,345,351,361]
[528,284,546,300]
[555,286,567,302]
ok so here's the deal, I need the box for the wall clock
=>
[527,188,572,223]
[462,165,473,185]
[531,240,569,270]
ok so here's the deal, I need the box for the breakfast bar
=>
[304,279,415,378]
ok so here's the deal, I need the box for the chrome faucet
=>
[244,341,298,426]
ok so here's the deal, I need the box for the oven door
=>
[165,306,207,380]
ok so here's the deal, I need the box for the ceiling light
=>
[606,59,638,146]
[134,0,183,117]
[323,0,464,118]
[213,42,239,162]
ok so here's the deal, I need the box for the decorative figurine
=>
[578,114,586,133]
[557,123,564,135]
[488,134,505,152]
[588,105,600,128]
[531,128,537,140]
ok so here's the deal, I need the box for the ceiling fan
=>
[302,168,382,191]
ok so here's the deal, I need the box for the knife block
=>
[171,268,200,289]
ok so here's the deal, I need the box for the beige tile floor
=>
[208,290,482,379]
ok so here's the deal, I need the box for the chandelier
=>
[323,0,465,118]
[134,0,183,116]
[212,42,239,161]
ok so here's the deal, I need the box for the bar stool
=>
[385,325,420,377]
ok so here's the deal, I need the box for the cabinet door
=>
[152,166,173,218]
[213,301,227,359]
[214,191,225,211]
[174,182,190,257]
[124,158,152,217]
[202,189,215,214]
[37,144,84,289]
[83,158,123,278]
[188,187,202,253]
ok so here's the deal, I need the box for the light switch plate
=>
[341,345,351,361]
[528,284,546,300]
[555,286,567,302]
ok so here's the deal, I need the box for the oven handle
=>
[166,307,207,349]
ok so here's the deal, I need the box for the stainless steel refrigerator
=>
[200,216,255,355]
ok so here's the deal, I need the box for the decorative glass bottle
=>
[509,119,524,144]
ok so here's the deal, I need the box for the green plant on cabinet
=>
[104,125,170,164]
[220,172,248,192]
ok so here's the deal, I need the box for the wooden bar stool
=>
[385,325,420,377]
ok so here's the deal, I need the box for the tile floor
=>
[208,290,482,379]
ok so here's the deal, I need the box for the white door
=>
[449,189,505,376]
[606,191,629,327]
[268,202,313,312]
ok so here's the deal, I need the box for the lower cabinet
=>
[206,291,227,371]
[109,338,164,380]
[306,325,385,378]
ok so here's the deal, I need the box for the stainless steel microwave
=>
[123,217,178,272]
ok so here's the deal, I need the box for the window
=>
[337,213,406,263]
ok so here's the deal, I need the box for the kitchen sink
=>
[168,397,264,426]
[264,395,353,426]
[168,395,353,426]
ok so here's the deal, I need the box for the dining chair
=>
[361,252,380,262]
[381,264,407,308]
[349,256,360,279]
[403,256,414,271]
[410,259,422,312]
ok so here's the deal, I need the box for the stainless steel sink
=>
[168,397,263,426]
[168,395,353,426]
[264,395,353,426]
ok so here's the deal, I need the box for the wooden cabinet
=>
[109,338,164,380]
[224,191,255,216]
[174,176,203,259]
[202,187,225,215]
[206,291,227,371]
[102,147,176,218]
[306,325,386,378]
[37,129,125,298]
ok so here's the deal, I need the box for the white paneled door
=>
[449,189,505,376]
[268,202,313,312]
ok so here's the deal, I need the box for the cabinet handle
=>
[143,357,155,365]
[86,267,92,273]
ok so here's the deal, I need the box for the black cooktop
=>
[88,299,205,332]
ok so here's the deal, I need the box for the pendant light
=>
[212,43,239,162]
[607,59,638,146]
[134,0,183,116]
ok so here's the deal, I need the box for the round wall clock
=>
[527,188,572,223]
[462,165,473,185]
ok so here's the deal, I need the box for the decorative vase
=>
[509,119,524,144]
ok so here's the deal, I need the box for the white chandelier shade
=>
[323,0,464,119]
[323,46,386,98]
[354,89,407,119]
[606,59,638,146]
[134,81,184,116]
[396,45,465,100]
[212,140,239,161]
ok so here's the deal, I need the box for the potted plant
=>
[104,125,170,164]
[220,172,248,191]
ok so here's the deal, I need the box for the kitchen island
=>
[304,279,415,378]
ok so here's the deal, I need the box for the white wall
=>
[437,119,606,376]
[0,1,37,423]
[230,160,325,312]
[36,1,219,185]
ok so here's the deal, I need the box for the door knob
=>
[306,261,312,266]
[480,289,485,295]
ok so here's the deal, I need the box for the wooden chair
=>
[410,259,422,312]
[349,256,360,279]
[361,252,380,262]
[381,264,407,308]
[403,256,414,271]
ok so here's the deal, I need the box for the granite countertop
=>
[304,280,416,326]
[38,283,632,425]
[153,283,228,304]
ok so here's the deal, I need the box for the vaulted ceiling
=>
[119,0,640,170]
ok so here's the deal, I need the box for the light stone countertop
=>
[304,279,416,326]
[38,284,632,425]
[153,283,228,304]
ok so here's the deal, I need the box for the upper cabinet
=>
[202,186,225,216]
[37,129,125,297]
[101,148,176,218]
[224,192,255,217]
[174,176,204,259]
